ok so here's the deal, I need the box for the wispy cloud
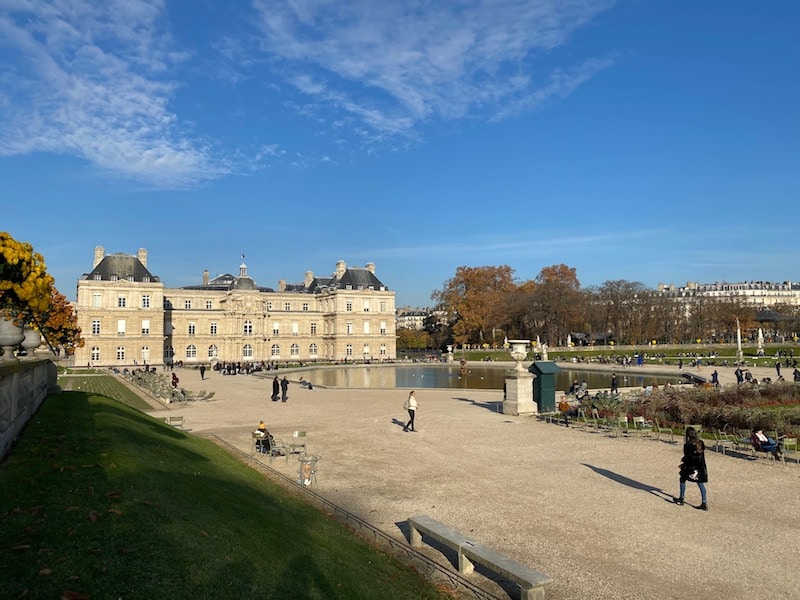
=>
[251,0,616,141]
[0,0,228,188]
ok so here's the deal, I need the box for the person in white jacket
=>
[403,391,418,432]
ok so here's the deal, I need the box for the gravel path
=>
[146,362,800,600]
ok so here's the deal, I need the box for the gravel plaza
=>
[145,362,800,600]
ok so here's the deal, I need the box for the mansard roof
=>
[307,266,389,293]
[182,272,274,293]
[83,253,159,282]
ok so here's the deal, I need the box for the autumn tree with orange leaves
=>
[36,285,84,355]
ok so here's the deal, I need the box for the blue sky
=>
[1,0,798,308]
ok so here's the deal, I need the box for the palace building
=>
[72,247,396,367]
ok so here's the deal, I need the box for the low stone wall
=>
[0,359,58,460]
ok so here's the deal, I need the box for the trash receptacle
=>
[529,361,562,412]
[298,455,319,486]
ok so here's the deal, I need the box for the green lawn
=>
[0,391,451,600]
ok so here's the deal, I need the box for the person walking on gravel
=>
[403,391,417,432]
[674,426,708,510]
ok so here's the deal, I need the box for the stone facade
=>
[73,247,396,367]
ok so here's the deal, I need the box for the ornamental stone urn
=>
[21,326,43,358]
[0,312,25,362]
[503,340,536,415]
[508,339,530,371]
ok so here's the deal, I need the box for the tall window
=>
[188,323,196,336]
[186,345,197,358]
[346,322,353,335]
[380,321,387,335]
[210,322,218,336]
[205,300,213,310]
[116,346,125,360]
[208,345,218,358]
[346,344,353,357]
[290,343,300,357]
[363,300,370,312]
[92,320,101,335]
[243,344,253,358]
[380,344,387,356]
[244,320,253,336]
[271,344,280,357]
[92,293,102,307]
[310,322,317,335]
[117,319,126,335]
[267,301,273,311]
[363,344,370,356]
[302,302,309,311]
[91,347,100,361]
[309,343,318,357]
[380,301,387,312]
[117,296,126,308]
[363,322,370,334]
[346,301,353,312]
[272,322,280,335]
[291,322,299,336]
[141,319,150,335]
[141,346,150,362]
[141,295,150,308]
[284,302,291,311]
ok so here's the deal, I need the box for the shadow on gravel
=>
[452,397,502,413]
[582,463,674,501]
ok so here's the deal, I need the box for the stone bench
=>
[408,514,552,600]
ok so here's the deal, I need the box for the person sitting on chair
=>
[254,421,270,453]
[751,428,783,460]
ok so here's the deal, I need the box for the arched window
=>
[290,343,300,357]
[186,345,197,358]
[309,343,318,357]
[271,344,281,357]
[243,344,253,358]
[208,345,218,358]
[91,346,100,362]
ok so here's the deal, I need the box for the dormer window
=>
[110,275,118,282]
[94,274,102,281]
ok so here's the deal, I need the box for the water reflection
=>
[296,364,684,390]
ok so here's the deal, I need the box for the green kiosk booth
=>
[528,361,562,413]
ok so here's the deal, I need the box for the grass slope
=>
[0,391,450,600]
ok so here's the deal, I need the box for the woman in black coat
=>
[674,426,708,510]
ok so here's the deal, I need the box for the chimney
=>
[365,262,375,274]
[304,271,314,287]
[278,279,286,292]
[137,248,148,267]
[335,260,346,278]
[203,269,209,286]
[93,246,105,268]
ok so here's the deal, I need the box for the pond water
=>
[296,364,685,391]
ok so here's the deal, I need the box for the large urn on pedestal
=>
[503,340,536,415]
[0,312,25,362]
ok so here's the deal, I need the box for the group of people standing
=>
[271,376,290,402]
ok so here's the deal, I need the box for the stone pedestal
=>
[503,371,536,415]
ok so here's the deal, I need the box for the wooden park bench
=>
[408,515,552,600]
